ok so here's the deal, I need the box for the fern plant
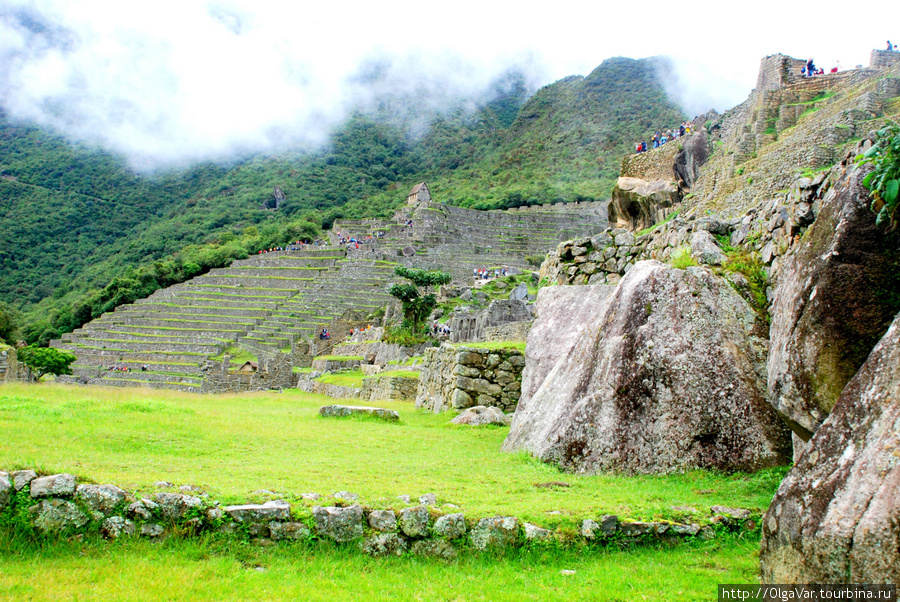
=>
[858,120,900,230]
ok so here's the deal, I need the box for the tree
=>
[17,346,76,380]
[0,301,20,345]
[388,266,452,333]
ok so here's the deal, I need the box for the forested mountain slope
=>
[0,56,683,342]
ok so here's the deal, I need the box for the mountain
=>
[0,56,684,342]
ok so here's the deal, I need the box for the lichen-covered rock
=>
[399,505,430,538]
[690,230,727,265]
[313,505,364,542]
[768,164,900,440]
[581,515,618,539]
[30,473,77,499]
[450,406,510,426]
[319,405,399,422]
[520,284,616,407]
[620,522,668,536]
[140,523,164,538]
[76,484,127,518]
[504,261,791,474]
[433,513,466,539]
[101,516,135,539]
[470,516,520,550]
[127,498,158,521]
[418,493,437,505]
[153,493,203,520]
[411,539,457,560]
[761,310,900,584]
[524,523,552,541]
[269,521,311,541]
[12,470,37,491]
[360,532,408,556]
[223,500,290,523]
[0,472,10,508]
[31,498,88,533]
[367,509,397,532]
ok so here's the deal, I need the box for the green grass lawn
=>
[0,383,785,527]
[0,533,762,601]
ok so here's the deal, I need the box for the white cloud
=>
[0,0,895,169]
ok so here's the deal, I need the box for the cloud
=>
[0,0,894,170]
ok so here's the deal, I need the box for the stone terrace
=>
[54,248,348,391]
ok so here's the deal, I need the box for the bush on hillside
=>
[858,120,900,230]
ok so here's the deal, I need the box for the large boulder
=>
[768,164,900,440]
[673,129,710,189]
[520,284,616,406]
[761,310,900,584]
[503,261,791,474]
[608,177,681,231]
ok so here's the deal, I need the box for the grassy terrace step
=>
[60,350,210,364]
[58,339,222,354]
[75,369,204,385]
[208,267,332,278]
[95,314,262,327]
[76,378,202,392]
[72,361,205,375]
[154,297,281,310]
[112,304,272,319]
[186,276,316,289]
[88,321,254,333]
[177,285,298,297]
[91,318,256,331]
[71,331,224,346]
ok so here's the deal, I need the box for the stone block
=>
[361,532,408,556]
[456,351,484,366]
[313,505,364,542]
[101,516,135,539]
[319,405,399,422]
[433,513,466,539]
[31,498,88,533]
[399,505,430,538]
[12,470,37,491]
[0,472,10,508]
[411,539,457,560]
[224,500,291,523]
[367,509,397,532]
[30,474,77,499]
[153,493,203,520]
[269,521,311,541]
[76,484,127,518]
[450,389,474,409]
[524,523,552,541]
[470,516,520,550]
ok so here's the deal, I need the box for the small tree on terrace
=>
[17,346,77,381]
[388,267,452,333]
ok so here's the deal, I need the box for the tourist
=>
[888,41,893,51]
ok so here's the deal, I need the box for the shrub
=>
[858,120,900,230]
[670,246,697,269]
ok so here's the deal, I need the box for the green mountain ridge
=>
[0,56,685,343]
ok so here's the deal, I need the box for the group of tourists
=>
[256,240,321,255]
[473,267,508,281]
[634,122,692,154]
[319,328,330,340]
[348,325,374,337]
[888,41,898,52]
[432,322,451,336]
[103,365,145,373]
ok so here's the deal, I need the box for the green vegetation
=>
[0,383,785,523]
[670,246,698,270]
[371,369,420,379]
[0,531,761,601]
[388,267,451,334]
[15,346,76,380]
[638,210,679,236]
[209,346,257,366]
[858,120,900,229]
[0,301,19,345]
[316,369,365,388]
[452,341,527,352]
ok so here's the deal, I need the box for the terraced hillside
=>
[53,199,608,391]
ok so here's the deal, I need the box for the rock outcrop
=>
[608,177,681,231]
[761,310,900,584]
[767,164,900,440]
[519,284,615,406]
[673,128,710,189]
[503,261,791,474]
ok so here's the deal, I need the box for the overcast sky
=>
[0,0,895,170]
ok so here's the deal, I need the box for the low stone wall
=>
[295,375,361,400]
[360,375,419,402]
[202,353,295,393]
[415,344,524,413]
[0,469,756,558]
[540,229,645,287]
[448,300,533,343]
[483,321,532,343]
[329,340,427,366]
[0,345,22,383]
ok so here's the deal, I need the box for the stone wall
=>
[359,375,419,402]
[415,344,524,413]
[483,321,532,343]
[871,49,900,70]
[448,300,533,343]
[0,469,752,556]
[540,229,646,287]
[202,352,295,393]
[0,345,19,383]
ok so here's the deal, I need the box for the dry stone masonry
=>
[0,469,756,558]
[415,344,525,414]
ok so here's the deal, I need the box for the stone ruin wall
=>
[201,352,295,393]
[483,321,532,343]
[448,300,533,343]
[0,469,752,557]
[415,345,524,414]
